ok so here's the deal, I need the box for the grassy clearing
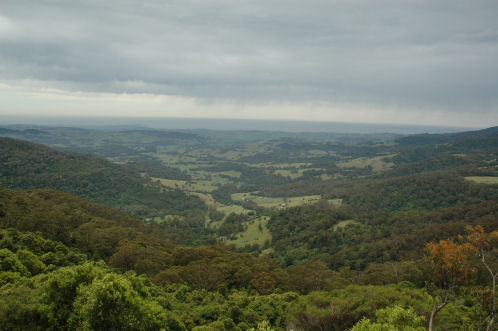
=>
[151,177,187,189]
[320,174,333,180]
[208,219,224,229]
[231,193,330,209]
[185,181,220,192]
[207,205,249,229]
[218,204,249,216]
[302,149,328,156]
[219,170,242,178]
[231,192,252,201]
[337,155,394,172]
[274,169,303,179]
[208,149,258,160]
[206,204,250,229]
[222,151,246,160]
[274,168,327,179]
[465,176,498,184]
[327,199,343,207]
[259,248,274,255]
[152,215,184,223]
[252,196,284,208]
[225,216,272,249]
[190,192,215,205]
[154,154,197,165]
[191,192,250,229]
[183,174,232,192]
[333,219,358,230]
[152,175,248,219]
[251,162,312,169]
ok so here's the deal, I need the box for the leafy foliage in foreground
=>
[0,183,495,330]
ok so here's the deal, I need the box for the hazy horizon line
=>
[0,115,484,135]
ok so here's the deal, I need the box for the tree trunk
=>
[429,296,437,331]
[482,250,497,331]
[428,294,448,331]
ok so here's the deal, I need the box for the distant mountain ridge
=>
[396,126,498,147]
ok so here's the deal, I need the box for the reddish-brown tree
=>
[465,226,498,331]
[425,239,476,331]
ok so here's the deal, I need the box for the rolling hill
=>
[0,137,206,217]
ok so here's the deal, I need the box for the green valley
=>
[0,125,497,330]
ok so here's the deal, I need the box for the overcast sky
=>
[0,0,497,127]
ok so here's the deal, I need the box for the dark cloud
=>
[1,0,498,119]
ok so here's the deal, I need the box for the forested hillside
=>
[0,137,206,217]
[265,169,497,211]
[268,200,498,268]
[1,184,496,330]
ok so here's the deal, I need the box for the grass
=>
[191,192,250,226]
[273,169,302,179]
[231,193,333,209]
[152,174,232,195]
[219,170,242,178]
[196,190,250,228]
[152,174,248,220]
[185,181,221,192]
[274,168,327,179]
[207,205,249,229]
[208,219,224,229]
[259,248,274,255]
[337,155,394,172]
[464,176,498,184]
[218,204,249,216]
[333,219,358,230]
[151,177,187,189]
[251,162,311,169]
[152,215,184,223]
[225,216,272,249]
[327,199,343,207]
[251,196,284,208]
[183,173,232,192]
[304,149,329,156]
[190,192,215,205]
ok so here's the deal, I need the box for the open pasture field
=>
[185,180,221,192]
[251,162,312,169]
[274,167,327,179]
[190,192,216,205]
[333,219,358,230]
[186,174,233,192]
[273,169,304,179]
[337,155,394,172]
[207,204,250,229]
[152,214,184,223]
[217,204,249,216]
[465,176,498,184]
[151,177,187,189]
[191,192,248,215]
[152,175,231,193]
[225,216,272,249]
[219,170,242,178]
[300,149,329,157]
[231,193,340,209]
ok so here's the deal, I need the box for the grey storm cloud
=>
[1,0,498,114]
